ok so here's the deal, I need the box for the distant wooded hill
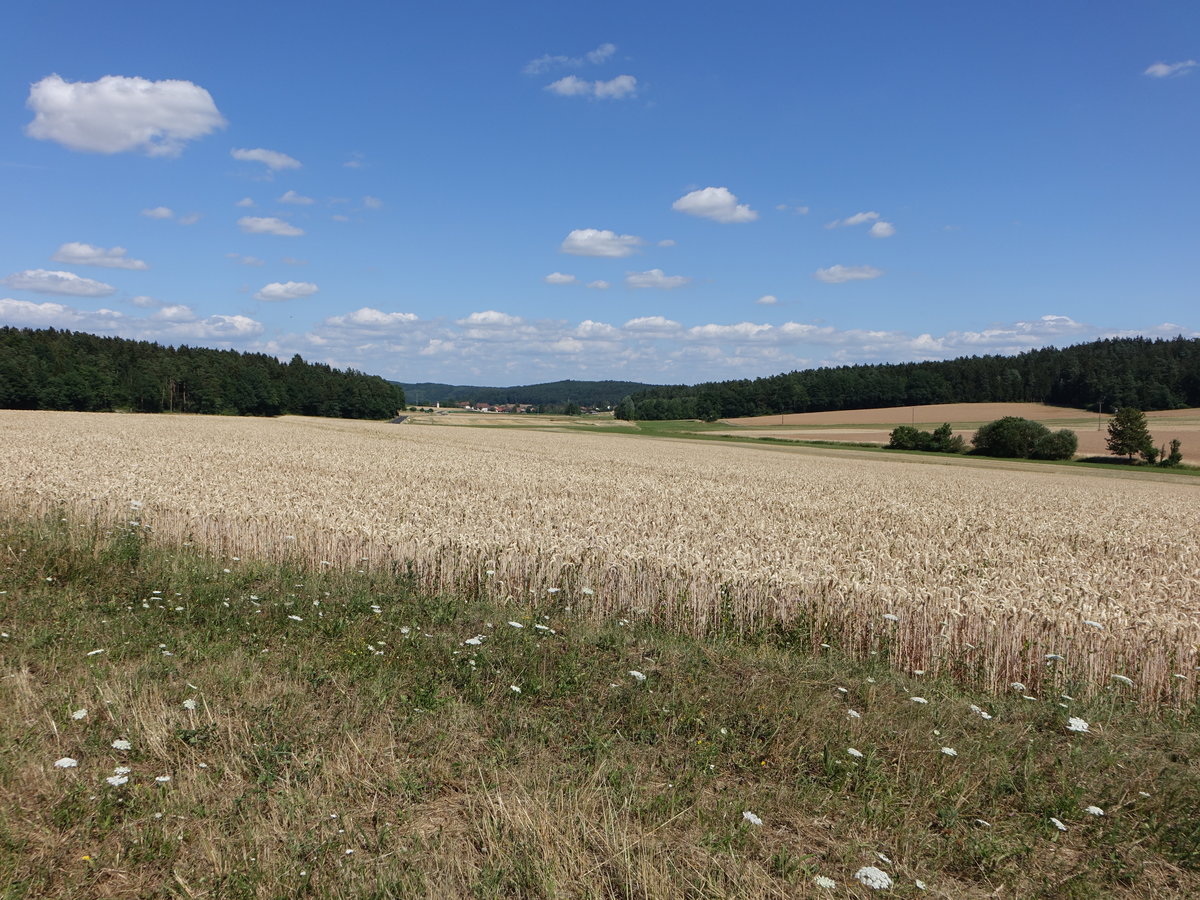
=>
[396,379,658,407]
[616,336,1200,420]
[0,327,405,420]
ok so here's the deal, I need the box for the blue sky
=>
[1,1,1197,385]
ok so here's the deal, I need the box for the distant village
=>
[419,402,607,415]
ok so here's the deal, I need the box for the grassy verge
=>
[2,511,1199,898]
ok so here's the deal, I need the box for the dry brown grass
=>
[2,409,1198,705]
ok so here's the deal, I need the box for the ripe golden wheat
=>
[2,410,1197,703]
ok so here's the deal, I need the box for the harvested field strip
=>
[2,410,1198,705]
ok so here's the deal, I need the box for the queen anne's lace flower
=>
[854,866,893,890]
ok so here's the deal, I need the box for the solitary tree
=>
[1106,407,1154,461]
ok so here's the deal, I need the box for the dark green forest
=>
[617,337,1200,420]
[0,327,405,419]
[398,379,656,407]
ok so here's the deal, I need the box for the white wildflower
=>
[882,614,899,622]
[940,747,958,757]
[974,819,991,827]
[854,866,893,890]
[968,704,992,720]
[915,879,927,890]
[742,810,763,826]
[156,775,171,783]
[910,696,928,704]
[464,636,484,646]
[814,875,836,889]
[1111,674,1134,687]
[1050,817,1067,831]
[71,709,88,720]
[1067,717,1090,733]
[628,670,647,683]
[1046,653,1065,662]
[54,757,78,768]
[287,615,303,622]
[507,621,524,629]
[1084,620,1103,629]
[847,709,862,719]
[876,853,892,864]
[510,685,521,694]
[1085,805,1104,816]
[182,699,198,710]
[111,739,132,751]
[86,649,106,656]
[1010,682,1026,692]
[847,747,864,758]
[113,766,131,775]
[106,774,129,786]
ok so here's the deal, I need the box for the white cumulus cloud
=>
[231,147,301,171]
[238,216,304,237]
[561,228,642,257]
[254,281,319,302]
[52,243,148,270]
[546,74,637,100]
[3,269,116,296]
[141,206,174,219]
[623,315,682,332]
[279,189,314,205]
[586,280,611,290]
[626,268,689,290]
[458,310,522,326]
[672,187,758,223]
[0,297,262,342]
[756,294,778,305]
[524,43,618,75]
[1144,60,1197,78]
[25,74,225,156]
[325,307,419,329]
[152,303,196,322]
[869,221,896,238]
[544,272,577,284]
[814,264,884,284]
[827,211,880,229]
[235,197,255,207]
[362,195,384,209]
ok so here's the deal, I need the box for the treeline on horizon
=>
[398,379,656,408]
[0,327,406,419]
[616,336,1200,420]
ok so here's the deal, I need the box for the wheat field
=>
[2,410,1197,704]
